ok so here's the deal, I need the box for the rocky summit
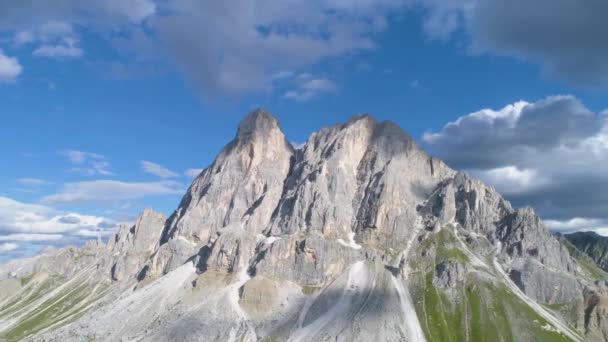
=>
[2,110,608,341]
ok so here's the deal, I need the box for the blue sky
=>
[1,0,608,262]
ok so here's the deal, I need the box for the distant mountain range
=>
[564,231,608,272]
[1,110,608,341]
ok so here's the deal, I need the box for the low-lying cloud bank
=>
[0,196,119,262]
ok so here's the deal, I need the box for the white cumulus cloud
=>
[0,49,23,83]
[0,196,117,235]
[424,95,608,232]
[0,243,18,252]
[468,166,547,196]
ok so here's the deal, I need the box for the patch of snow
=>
[336,232,362,250]
[256,235,281,246]
[264,236,281,245]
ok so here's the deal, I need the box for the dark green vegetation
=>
[564,232,608,277]
[560,235,608,281]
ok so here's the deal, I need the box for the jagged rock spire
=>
[148,108,295,277]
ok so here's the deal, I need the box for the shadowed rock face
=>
[5,109,608,341]
[566,231,608,272]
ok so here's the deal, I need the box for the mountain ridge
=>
[565,231,608,273]
[0,109,607,341]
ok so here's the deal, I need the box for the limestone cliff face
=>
[106,208,166,281]
[6,109,608,342]
[268,115,454,249]
[146,109,294,277]
[164,109,294,244]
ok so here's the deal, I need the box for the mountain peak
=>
[236,108,281,142]
[344,114,416,149]
[6,109,606,342]
[346,113,376,124]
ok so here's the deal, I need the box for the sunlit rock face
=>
[146,109,295,278]
[4,110,608,342]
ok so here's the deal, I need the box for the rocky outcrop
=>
[106,209,166,281]
[434,260,465,289]
[203,223,259,273]
[498,208,575,271]
[584,287,608,340]
[251,233,366,286]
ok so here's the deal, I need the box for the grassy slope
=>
[0,272,107,341]
[409,228,577,342]
[561,238,608,281]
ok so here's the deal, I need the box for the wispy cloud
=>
[34,43,83,58]
[60,150,113,176]
[0,234,63,242]
[41,180,184,204]
[61,150,103,164]
[184,168,203,179]
[141,160,179,178]
[284,74,337,102]
[17,178,52,186]
[17,21,84,59]
[14,178,53,194]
